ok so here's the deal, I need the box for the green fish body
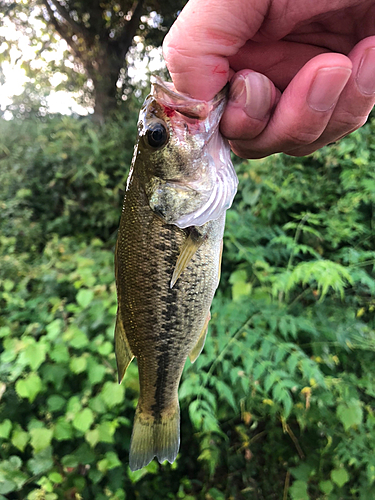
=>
[115,77,237,471]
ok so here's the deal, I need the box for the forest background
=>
[1,1,375,499]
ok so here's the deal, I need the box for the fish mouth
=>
[151,75,227,120]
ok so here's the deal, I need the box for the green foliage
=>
[0,107,138,249]
[0,111,375,499]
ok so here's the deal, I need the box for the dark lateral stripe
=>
[150,280,180,418]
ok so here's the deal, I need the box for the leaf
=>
[50,344,70,363]
[87,359,107,385]
[264,372,278,393]
[0,419,12,439]
[22,341,48,370]
[85,428,100,448]
[73,407,94,433]
[253,362,267,381]
[229,269,252,300]
[30,428,53,453]
[128,460,158,483]
[319,480,334,494]
[100,381,125,408]
[48,472,63,484]
[96,420,117,443]
[97,451,121,473]
[331,468,349,488]
[66,396,82,414]
[286,260,353,300]
[3,279,14,291]
[0,326,11,338]
[97,341,112,356]
[15,373,42,403]
[69,355,87,374]
[207,487,225,500]
[47,395,66,412]
[215,380,237,410]
[0,455,28,494]
[290,463,314,482]
[289,479,309,500]
[27,447,54,475]
[281,391,293,418]
[54,418,73,441]
[76,289,94,308]
[0,480,16,495]
[68,327,89,349]
[232,281,252,301]
[337,400,363,430]
[11,429,29,452]
[46,319,62,340]
[286,352,300,375]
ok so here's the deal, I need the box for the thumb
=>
[163,0,268,100]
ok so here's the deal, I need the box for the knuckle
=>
[229,141,267,160]
[333,111,369,132]
[282,127,320,147]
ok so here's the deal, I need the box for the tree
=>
[0,0,186,121]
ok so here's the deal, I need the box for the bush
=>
[0,112,374,499]
[0,107,138,253]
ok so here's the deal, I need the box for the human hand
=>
[163,0,375,158]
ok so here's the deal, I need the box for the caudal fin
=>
[129,404,180,471]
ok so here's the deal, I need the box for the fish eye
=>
[146,122,168,149]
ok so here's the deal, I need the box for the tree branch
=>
[46,0,92,44]
[42,0,82,60]
[117,0,145,58]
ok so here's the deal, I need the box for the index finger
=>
[162,0,267,100]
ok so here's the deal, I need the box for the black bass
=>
[114,76,238,471]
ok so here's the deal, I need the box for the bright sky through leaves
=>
[0,11,165,119]
[0,15,90,117]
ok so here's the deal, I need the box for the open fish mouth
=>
[151,75,227,120]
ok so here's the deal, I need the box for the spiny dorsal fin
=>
[189,311,211,363]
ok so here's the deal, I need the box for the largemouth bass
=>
[114,76,238,471]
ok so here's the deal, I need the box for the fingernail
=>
[307,67,351,112]
[229,72,273,120]
[356,47,375,95]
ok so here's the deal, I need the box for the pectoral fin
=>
[217,240,223,287]
[115,310,134,383]
[189,312,211,363]
[170,232,204,288]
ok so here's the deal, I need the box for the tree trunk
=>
[43,0,145,123]
[90,50,122,124]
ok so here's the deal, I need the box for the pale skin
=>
[163,0,375,158]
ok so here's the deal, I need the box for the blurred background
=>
[1,2,375,499]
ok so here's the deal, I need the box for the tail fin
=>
[129,403,180,471]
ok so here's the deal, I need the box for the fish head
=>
[132,76,238,228]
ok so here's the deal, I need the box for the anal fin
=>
[189,311,211,363]
[170,231,204,288]
[115,309,134,383]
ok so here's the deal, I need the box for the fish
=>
[114,76,238,471]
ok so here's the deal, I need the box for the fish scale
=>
[114,76,237,471]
